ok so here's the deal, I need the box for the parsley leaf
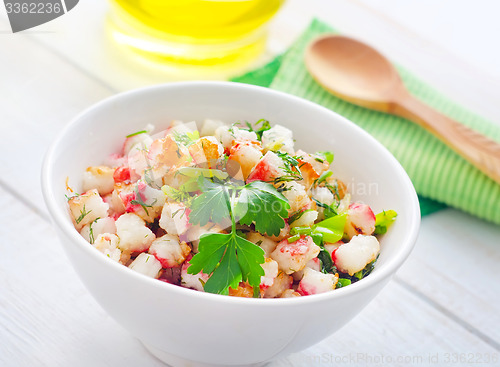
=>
[188,178,231,227]
[244,119,271,140]
[234,181,290,236]
[185,175,286,295]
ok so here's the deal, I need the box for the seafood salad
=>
[66,119,396,298]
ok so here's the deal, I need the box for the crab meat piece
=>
[297,268,338,296]
[159,202,190,236]
[324,241,344,256]
[115,213,155,253]
[325,175,347,200]
[148,135,191,173]
[270,235,320,274]
[181,258,210,292]
[334,235,380,276]
[261,124,294,155]
[215,125,258,149]
[122,125,154,155]
[80,217,116,243]
[184,224,226,253]
[292,257,321,281]
[311,186,335,206]
[281,289,301,298]
[289,210,318,228]
[129,253,162,278]
[295,149,330,177]
[260,258,279,292]
[82,166,115,196]
[267,221,290,242]
[113,166,131,184]
[228,140,263,180]
[200,119,224,137]
[246,151,286,183]
[149,234,191,268]
[247,232,277,258]
[263,271,293,298]
[337,193,351,214]
[281,181,312,215]
[114,181,165,223]
[188,136,224,168]
[229,282,254,298]
[344,202,376,239]
[68,189,109,231]
[93,233,122,263]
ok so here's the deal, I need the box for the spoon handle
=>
[393,93,500,185]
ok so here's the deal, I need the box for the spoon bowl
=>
[305,34,500,185]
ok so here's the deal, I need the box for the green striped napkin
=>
[233,19,500,224]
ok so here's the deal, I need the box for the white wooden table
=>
[1,1,500,366]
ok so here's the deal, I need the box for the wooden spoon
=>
[305,34,500,185]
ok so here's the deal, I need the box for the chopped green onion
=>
[287,234,301,243]
[374,210,397,235]
[316,170,333,185]
[316,151,334,164]
[126,130,147,138]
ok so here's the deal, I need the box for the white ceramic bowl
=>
[42,81,420,367]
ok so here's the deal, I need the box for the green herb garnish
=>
[186,176,290,295]
[75,204,92,225]
[173,130,200,147]
[315,151,334,164]
[244,119,271,140]
[130,185,157,216]
[374,210,397,234]
[126,130,147,138]
[313,198,338,219]
[88,217,100,244]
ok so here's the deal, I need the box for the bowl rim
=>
[41,81,420,306]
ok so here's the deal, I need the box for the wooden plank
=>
[0,187,165,367]
[273,280,499,367]
[1,186,497,366]
[0,20,113,216]
[395,209,500,347]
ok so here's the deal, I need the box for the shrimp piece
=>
[270,235,320,274]
[246,151,286,183]
[297,268,338,296]
[228,140,263,180]
[68,189,109,231]
[80,217,116,243]
[263,271,293,298]
[128,253,162,278]
[180,257,210,292]
[344,203,376,239]
[247,232,277,257]
[82,166,115,195]
[261,124,294,155]
[148,234,191,268]
[115,213,155,253]
[334,235,380,276]
[159,202,190,236]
